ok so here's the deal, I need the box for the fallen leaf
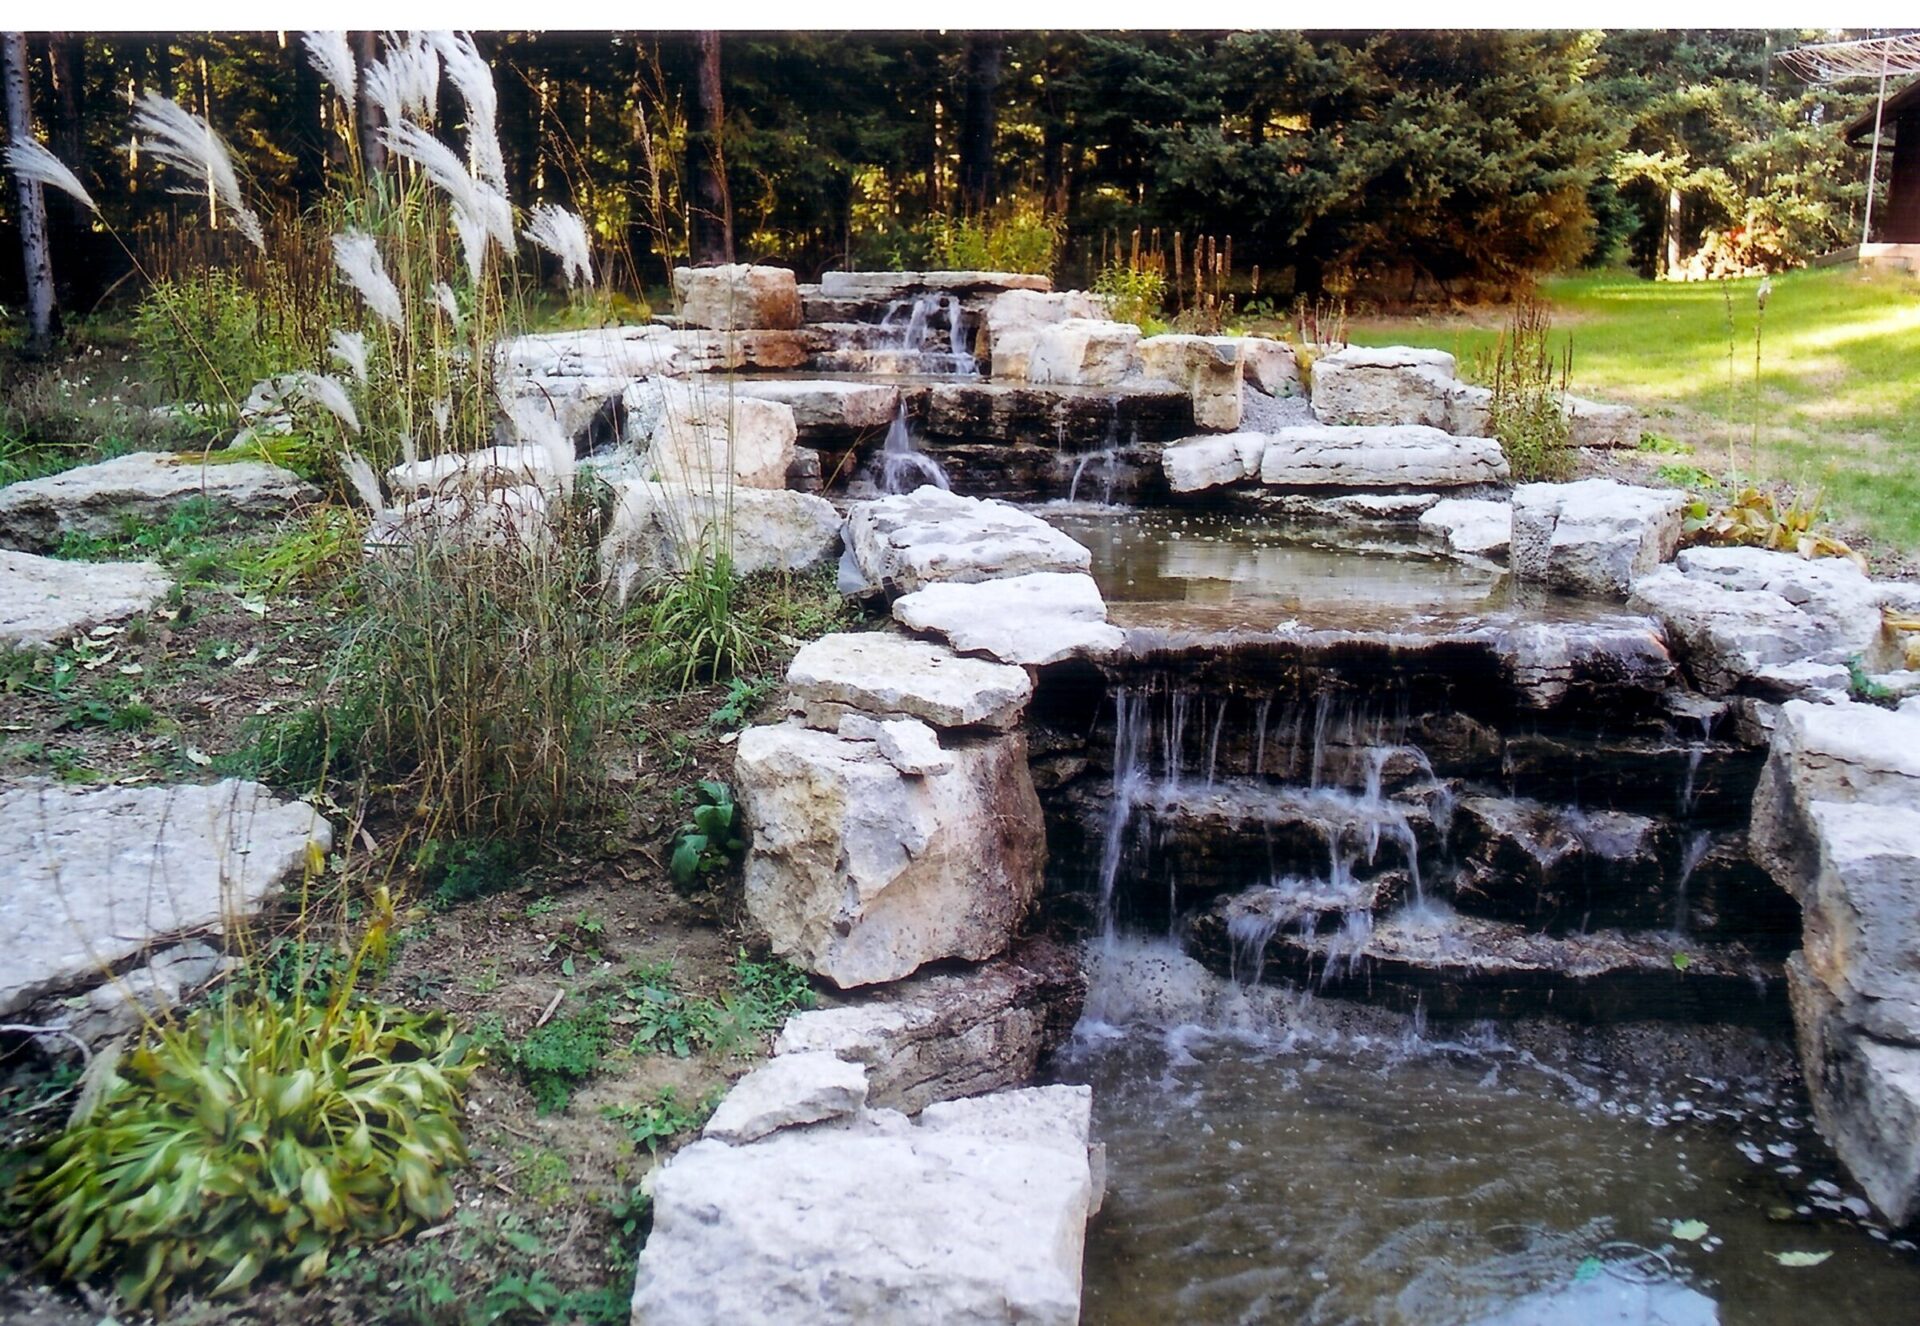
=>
[1770,1250,1833,1267]
[117,662,143,676]
[88,624,120,638]
[80,646,118,671]
[1671,1219,1709,1242]
[184,746,212,767]
[1672,952,1693,972]
[233,646,261,668]
[239,598,268,617]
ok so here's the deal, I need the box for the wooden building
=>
[1846,78,1920,244]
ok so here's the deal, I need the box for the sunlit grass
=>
[1348,265,1920,551]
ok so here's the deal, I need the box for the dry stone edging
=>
[1511,479,1684,599]
[0,778,333,1020]
[841,487,1092,596]
[892,571,1124,667]
[1750,700,1920,1226]
[0,551,174,649]
[0,451,318,551]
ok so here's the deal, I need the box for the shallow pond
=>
[1047,941,1920,1326]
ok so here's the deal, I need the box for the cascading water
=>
[875,404,950,495]
[877,292,978,376]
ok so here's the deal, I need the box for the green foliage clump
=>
[606,1088,716,1156]
[1480,301,1575,482]
[415,837,526,911]
[133,270,307,424]
[1682,486,1864,566]
[1094,261,1166,329]
[632,555,768,691]
[926,200,1061,276]
[669,780,746,889]
[512,1003,613,1114]
[14,995,480,1312]
[1846,655,1898,710]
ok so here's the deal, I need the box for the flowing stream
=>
[1031,506,1920,1323]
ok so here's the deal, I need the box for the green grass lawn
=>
[1345,265,1920,554]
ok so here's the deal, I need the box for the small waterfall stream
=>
[877,292,977,376]
[875,404,949,495]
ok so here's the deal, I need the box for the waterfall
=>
[877,292,978,376]
[877,404,950,495]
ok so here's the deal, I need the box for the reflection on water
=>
[1050,939,1920,1326]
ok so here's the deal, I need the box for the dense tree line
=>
[0,28,1892,318]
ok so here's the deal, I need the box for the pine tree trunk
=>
[1664,185,1682,278]
[353,30,385,172]
[2,31,56,356]
[958,33,1002,214]
[688,30,733,264]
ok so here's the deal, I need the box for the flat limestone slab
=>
[787,632,1031,730]
[725,379,902,433]
[0,779,333,1016]
[0,550,173,648]
[892,571,1124,666]
[0,451,317,551]
[633,1084,1094,1326]
[843,488,1093,594]
[1258,425,1509,489]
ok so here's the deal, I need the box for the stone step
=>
[0,549,172,649]
[0,451,317,552]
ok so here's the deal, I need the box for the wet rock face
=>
[1449,797,1670,934]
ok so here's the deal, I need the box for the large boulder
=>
[786,631,1032,731]
[1206,335,1301,398]
[0,780,332,1017]
[1138,334,1245,431]
[600,481,841,601]
[496,326,689,379]
[985,289,1109,379]
[0,551,173,649]
[385,443,568,501]
[672,264,803,331]
[1257,425,1510,490]
[891,571,1124,667]
[1674,547,1887,660]
[841,488,1092,595]
[642,383,798,490]
[631,1084,1096,1326]
[0,451,318,551]
[1750,700,1920,1224]
[1025,319,1141,387]
[736,721,1044,988]
[1309,345,1460,428]
[1510,479,1685,599]
[774,938,1086,1113]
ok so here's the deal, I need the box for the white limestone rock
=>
[1309,345,1460,428]
[364,484,556,555]
[701,1051,868,1145]
[0,780,332,1016]
[1257,425,1510,490]
[1139,334,1245,431]
[892,571,1123,667]
[842,487,1092,594]
[1510,479,1684,599]
[0,551,173,649]
[874,718,953,777]
[1162,432,1266,493]
[496,326,688,379]
[0,451,317,551]
[725,379,902,433]
[641,382,798,490]
[1674,546,1886,659]
[499,374,635,447]
[632,1084,1094,1326]
[599,481,841,601]
[823,270,1053,300]
[672,264,802,331]
[787,631,1031,731]
[1206,335,1301,398]
[1565,395,1640,449]
[735,721,1044,988]
[1026,319,1141,388]
[1419,498,1513,560]
[983,287,1107,378]
[386,444,568,500]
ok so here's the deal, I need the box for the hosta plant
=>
[17,994,481,1312]
[1682,486,1865,568]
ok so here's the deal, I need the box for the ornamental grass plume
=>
[3,137,98,213]
[330,230,405,329]
[129,93,265,251]
[522,205,595,290]
[301,31,357,110]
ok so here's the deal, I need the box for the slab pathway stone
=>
[0,551,173,648]
[0,451,317,551]
[0,779,332,1017]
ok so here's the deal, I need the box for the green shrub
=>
[415,837,525,910]
[133,270,307,424]
[632,555,769,691]
[15,995,480,1311]
[513,1003,612,1114]
[1480,300,1575,482]
[1093,261,1166,329]
[926,200,1062,277]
